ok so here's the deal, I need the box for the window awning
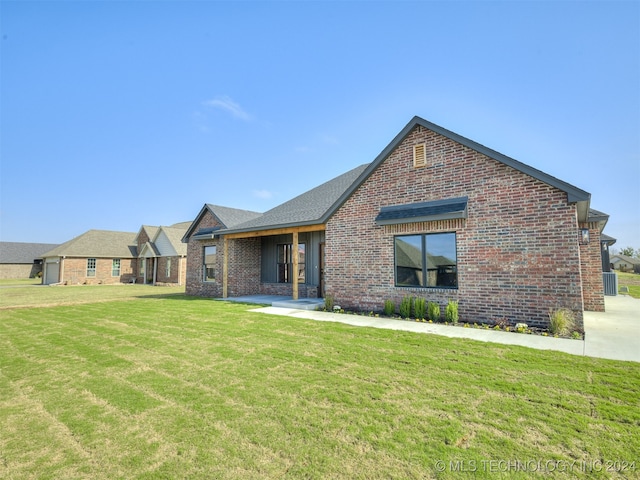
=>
[192,226,223,240]
[375,197,468,226]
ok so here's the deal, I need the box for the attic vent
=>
[413,143,426,168]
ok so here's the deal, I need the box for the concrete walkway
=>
[244,295,639,363]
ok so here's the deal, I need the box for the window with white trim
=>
[87,258,96,277]
[112,259,121,277]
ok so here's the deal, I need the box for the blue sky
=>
[1,1,638,250]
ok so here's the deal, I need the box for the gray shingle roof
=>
[190,116,597,237]
[40,230,137,258]
[0,242,60,264]
[207,205,263,228]
[158,225,189,256]
[222,164,369,234]
[612,254,640,265]
[182,205,263,241]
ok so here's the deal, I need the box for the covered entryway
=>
[224,295,325,311]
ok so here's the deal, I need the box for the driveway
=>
[583,295,640,362]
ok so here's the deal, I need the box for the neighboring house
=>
[611,254,640,273]
[183,116,611,330]
[40,230,137,285]
[0,242,59,279]
[135,222,192,285]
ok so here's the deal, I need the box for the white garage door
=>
[44,260,59,284]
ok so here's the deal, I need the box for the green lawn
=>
[0,278,41,286]
[617,271,640,299]
[0,283,185,309]
[1,288,638,479]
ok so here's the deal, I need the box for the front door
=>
[319,242,325,298]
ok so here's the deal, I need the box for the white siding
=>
[153,230,177,257]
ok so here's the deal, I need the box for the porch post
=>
[292,231,299,300]
[223,236,229,298]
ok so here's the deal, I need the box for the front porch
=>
[223,295,325,311]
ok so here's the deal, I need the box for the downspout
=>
[60,256,65,285]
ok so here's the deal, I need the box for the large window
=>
[277,243,305,283]
[87,258,96,277]
[394,233,457,288]
[112,259,121,277]
[204,246,217,282]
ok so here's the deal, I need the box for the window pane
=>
[298,244,306,283]
[395,236,423,286]
[425,233,457,287]
[277,243,306,284]
[112,259,121,277]
[204,246,216,282]
[87,258,96,277]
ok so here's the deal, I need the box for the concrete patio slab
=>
[583,295,640,362]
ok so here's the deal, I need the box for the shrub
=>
[548,308,575,336]
[427,301,441,322]
[399,296,413,318]
[383,299,395,316]
[444,300,459,324]
[414,298,426,320]
[324,294,334,312]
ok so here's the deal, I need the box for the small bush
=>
[548,308,575,336]
[383,299,395,316]
[324,294,334,312]
[414,298,426,320]
[444,300,459,324]
[427,301,441,322]
[399,296,413,318]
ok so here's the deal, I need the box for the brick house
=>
[135,222,191,285]
[41,230,137,285]
[0,242,59,279]
[183,116,611,329]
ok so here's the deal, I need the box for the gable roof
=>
[0,242,60,264]
[194,116,596,237]
[183,205,263,241]
[611,254,640,266]
[134,225,160,244]
[328,116,592,223]
[222,164,369,234]
[40,230,137,258]
[154,225,189,256]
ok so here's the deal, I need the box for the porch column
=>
[153,259,158,286]
[223,236,229,298]
[292,231,299,300]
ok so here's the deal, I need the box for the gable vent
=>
[413,143,426,168]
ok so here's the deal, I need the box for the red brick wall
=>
[579,223,605,312]
[137,230,150,280]
[155,256,186,285]
[326,125,587,329]
[61,257,135,285]
[185,210,224,297]
[227,238,261,296]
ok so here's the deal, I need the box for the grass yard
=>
[618,271,640,299]
[1,287,639,479]
[0,283,185,309]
